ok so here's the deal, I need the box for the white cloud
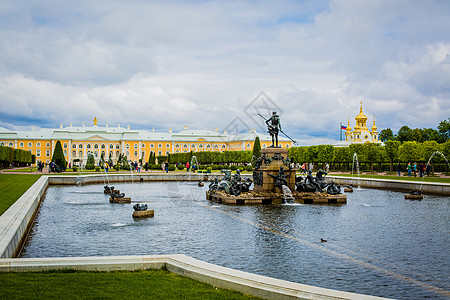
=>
[0,0,449,141]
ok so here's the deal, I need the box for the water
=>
[352,153,361,188]
[281,185,294,204]
[420,151,450,191]
[21,183,450,299]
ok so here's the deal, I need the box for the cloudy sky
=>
[0,0,449,144]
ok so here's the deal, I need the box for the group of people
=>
[398,162,431,177]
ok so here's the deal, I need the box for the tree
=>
[252,137,261,160]
[438,118,450,142]
[410,128,424,143]
[396,125,412,142]
[379,128,394,142]
[51,141,67,171]
[317,145,334,169]
[422,128,441,142]
[384,140,400,171]
[398,141,422,162]
[364,143,382,171]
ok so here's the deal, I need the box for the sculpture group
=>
[206,112,346,205]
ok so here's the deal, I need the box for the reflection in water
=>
[21,183,449,300]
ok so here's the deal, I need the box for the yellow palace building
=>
[0,118,292,165]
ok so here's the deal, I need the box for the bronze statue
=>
[268,166,290,189]
[265,111,281,147]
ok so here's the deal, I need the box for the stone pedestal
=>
[109,197,131,204]
[253,147,296,193]
[132,209,154,218]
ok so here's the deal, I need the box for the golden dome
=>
[355,101,368,122]
[346,117,352,131]
[371,116,378,132]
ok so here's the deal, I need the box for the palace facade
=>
[0,118,291,165]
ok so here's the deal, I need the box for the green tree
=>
[398,141,422,162]
[384,140,400,171]
[364,143,383,171]
[396,125,412,142]
[317,145,334,169]
[51,141,67,171]
[379,128,394,142]
[252,137,261,160]
[438,118,450,141]
[410,128,424,143]
[422,128,441,142]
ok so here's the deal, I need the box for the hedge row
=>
[0,145,35,168]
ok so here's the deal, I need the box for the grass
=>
[0,174,42,215]
[330,173,450,183]
[0,269,260,299]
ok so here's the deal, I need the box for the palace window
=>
[46,150,50,157]
[20,142,24,147]
[176,150,180,153]
[46,142,50,147]
[116,144,120,149]
[37,150,41,157]
[247,143,251,148]
[0,142,4,146]
[175,144,180,148]
[116,151,119,157]
[165,151,170,155]
[134,144,138,149]
[166,144,170,148]
[94,144,99,149]
[199,144,203,148]
[158,143,162,148]
[158,151,162,155]
[94,151,98,157]
[79,144,83,149]
[101,151,105,157]
[126,151,129,156]
[141,144,145,148]
[222,145,226,149]
[87,144,91,149]
[63,143,67,149]
[72,144,76,149]
[183,150,188,153]
[286,144,290,148]
[72,150,76,157]
[64,150,67,156]
[109,144,114,149]
[101,144,105,149]
[37,142,41,147]
[207,144,211,149]
[141,151,145,158]
[183,144,188,148]
[214,145,218,149]
[28,142,32,147]
[79,151,83,157]
[134,151,138,157]
[191,144,196,148]
[150,143,154,148]
[9,142,13,147]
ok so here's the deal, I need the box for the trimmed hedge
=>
[0,145,33,168]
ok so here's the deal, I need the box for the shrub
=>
[150,164,162,170]
[177,164,185,170]
[115,165,120,171]
[230,165,237,170]
[238,166,244,171]
[72,166,78,172]
[168,165,176,171]
[95,166,100,172]
[85,164,95,170]
[207,167,212,172]
[223,165,230,170]
[245,165,253,172]
[211,165,218,170]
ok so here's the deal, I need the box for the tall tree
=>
[379,128,394,142]
[252,137,261,160]
[398,141,422,162]
[438,118,450,141]
[384,140,400,171]
[51,141,67,171]
[396,125,412,142]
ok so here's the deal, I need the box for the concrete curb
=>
[0,254,389,300]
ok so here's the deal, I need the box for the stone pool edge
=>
[0,254,388,300]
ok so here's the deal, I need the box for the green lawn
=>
[329,173,450,183]
[0,174,42,215]
[0,269,260,299]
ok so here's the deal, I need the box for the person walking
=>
[186,162,190,172]
[413,162,417,177]
[165,162,169,173]
[397,162,401,176]
[426,162,431,176]
[407,162,412,177]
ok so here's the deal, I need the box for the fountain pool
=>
[21,182,449,299]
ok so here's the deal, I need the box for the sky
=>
[0,0,449,145]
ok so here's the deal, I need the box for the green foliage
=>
[0,145,33,168]
[317,145,334,163]
[168,165,176,171]
[206,166,212,172]
[85,164,95,170]
[438,118,450,141]
[421,141,442,162]
[176,164,185,170]
[246,165,253,171]
[51,141,67,171]
[72,166,78,172]
[156,155,167,163]
[95,166,100,172]
[252,137,261,159]
[114,165,120,171]
[396,125,412,142]
[398,141,422,162]
[238,166,244,171]
[230,165,237,170]
[379,128,394,142]
[148,151,156,164]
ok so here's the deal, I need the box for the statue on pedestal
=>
[268,166,290,189]
[265,111,281,147]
